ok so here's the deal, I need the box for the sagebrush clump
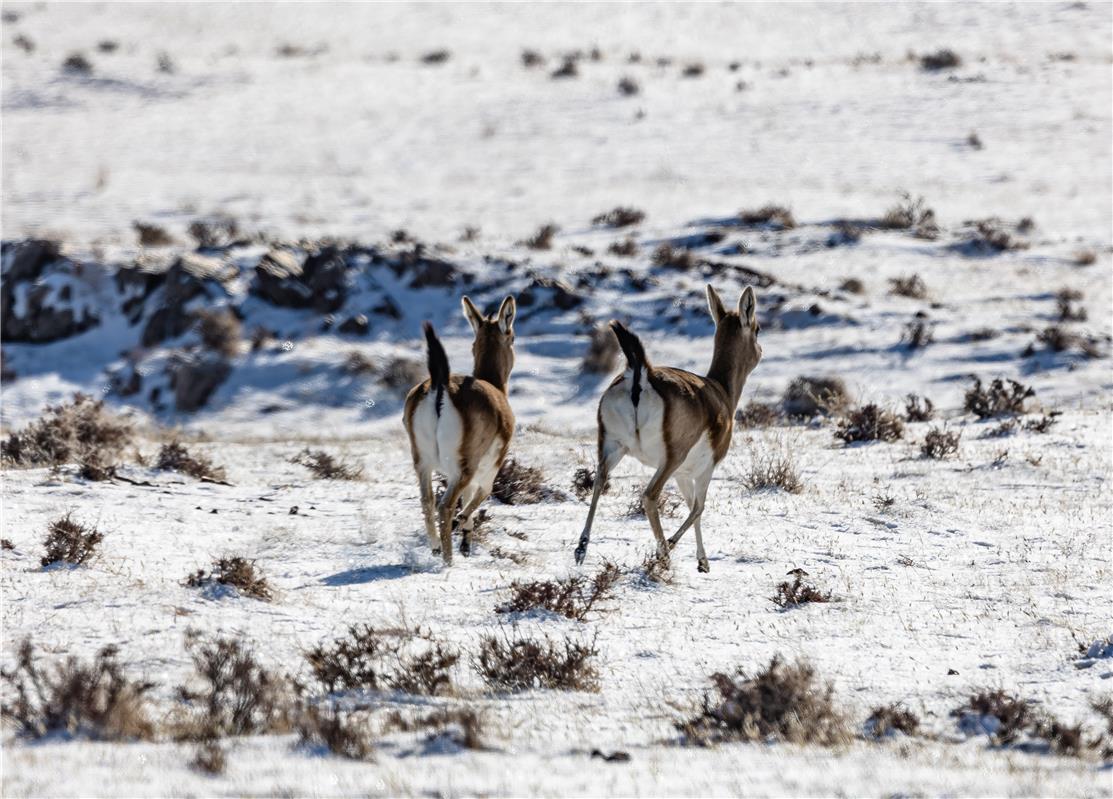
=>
[782,376,849,417]
[496,562,621,621]
[921,427,960,459]
[2,394,133,469]
[156,441,227,482]
[742,452,803,494]
[964,378,1034,419]
[186,556,273,601]
[474,631,599,692]
[41,513,103,567]
[289,448,363,480]
[305,624,457,696]
[493,458,558,504]
[772,574,832,608]
[835,405,904,444]
[678,656,848,746]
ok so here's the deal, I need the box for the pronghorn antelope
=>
[574,285,762,572]
[404,295,517,565]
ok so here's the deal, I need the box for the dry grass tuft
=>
[920,49,961,70]
[190,739,226,774]
[42,514,103,568]
[952,690,1033,744]
[173,632,295,740]
[475,631,599,692]
[2,394,133,469]
[1073,249,1096,266]
[296,706,374,760]
[581,324,620,375]
[879,193,938,238]
[305,624,457,696]
[1,639,156,741]
[742,452,803,494]
[904,394,935,422]
[921,427,960,459]
[964,378,1034,419]
[496,562,621,621]
[186,556,273,601]
[772,574,832,608]
[651,243,697,271]
[835,405,905,444]
[636,549,673,585]
[782,376,849,418]
[678,656,849,746]
[289,448,363,480]
[493,458,559,504]
[736,401,780,428]
[865,704,920,739]
[624,488,683,519]
[739,205,796,229]
[524,223,559,250]
[571,466,611,501]
[1056,288,1087,322]
[382,707,486,750]
[888,274,928,299]
[156,441,227,482]
[592,207,646,228]
[196,309,241,357]
[607,236,638,257]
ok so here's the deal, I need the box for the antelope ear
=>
[706,284,727,324]
[461,296,484,333]
[497,295,516,334]
[738,286,757,328]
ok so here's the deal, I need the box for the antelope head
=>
[705,284,762,405]
[461,295,516,391]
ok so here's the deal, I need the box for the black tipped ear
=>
[706,284,727,324]
[497,295,516,334]
[461,296,484,333]
[738,286,757,327]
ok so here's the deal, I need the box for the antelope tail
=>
[423,322,450,415]
[610,320,648,407]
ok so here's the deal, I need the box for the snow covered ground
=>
[2,2,1112,797]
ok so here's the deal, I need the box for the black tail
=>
[610,320,648,407]
[423,322,450,415]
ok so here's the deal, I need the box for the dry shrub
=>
[1,639,155,741]
[624,488,682,519]
[772,574,832,608]
[865,703,920,739]
[651,243,697,271]
[1073,250,1096,266]
[592,207,646,228]
[888,274,928,299]
[378,356,426,390]
[42,513,103,568]
[1036,324,1078,353]
[921,427,960,459]
[781,376,849,418]
[736,401,780,428]
[156,441,227,482]
[1,538,14,551]
[296,706,374,760]
[420,49,450,65]
[608,237,638,257]
[963,219,1029,253]
[682,62,706,78]
[920,48,961,70]
[1024,414,1058,433]
[382,707,485,750]
[493,458,559,504]
[196,309,241,357]
[551,58,578,79]
[62,52,93,75]
[134,221,175,247]
[2,394,133,469]
[581,324,620,374]
[174,632,295,740]
[524,223,559,250]
[952,690,1033,744]
[743,452,803,494]
[475,631,599,692]
[964,378,1034,419]
[496,561,621,621]
[904,394,935,422]
[840,277,865,294]
[188,215,239,248]
[290,448,363,480]
[617,76,640,96]
[879,193,938,238]
[739,205,796,229]
[901,320,934,350]
[678,656,848,746]
[636,549,673,585]
[571,466,610,501]
[190,739,226,774]
[521,49,544,68]
[305,624,457,696]
[186,556,273,601]
[835,405,904,444]
[342,351,376,375]
[1056,288,1087,322]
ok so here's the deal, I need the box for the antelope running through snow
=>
[574,285,762,572]
[404,296,517,565]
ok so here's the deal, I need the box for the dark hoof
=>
[460,536,471,557]
[574,545,586,565]
[697,559,710,573]
[431,547,442,556]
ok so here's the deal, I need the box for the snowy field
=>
[2,2,1112,797]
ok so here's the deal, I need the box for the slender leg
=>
[574,437,626,565]
[416,466,439,555]
[642,460,682,560]
[669,475,697,549]
[691,469,714,573]
[438,473,470,566]
[456,486,488,557]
